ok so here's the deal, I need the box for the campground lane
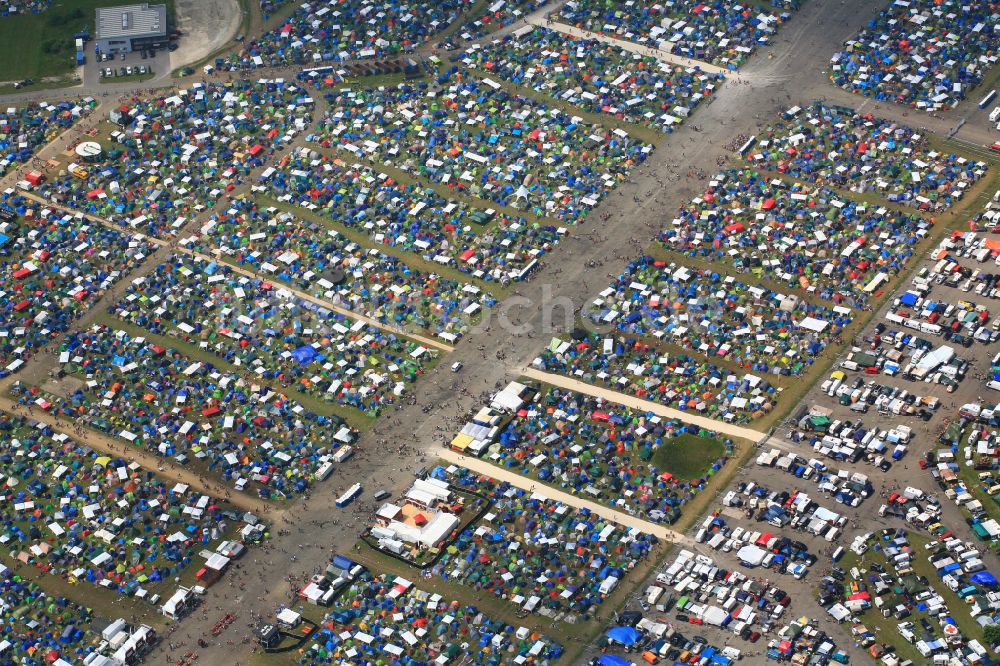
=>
[436,447,693,543]
[11,191,455,353]
[520,368,768,443]
[525,17,728,75]
[0,389,269,516]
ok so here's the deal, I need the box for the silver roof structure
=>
[95,3,166,40]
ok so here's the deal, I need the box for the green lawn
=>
[835,529,990,664]
[0,0,175,81]
[954,463,1000,530]
[835,549,926,666]
[652,433,727,480]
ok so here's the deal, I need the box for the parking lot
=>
[83,46,169,87]
[591,180,1000,664]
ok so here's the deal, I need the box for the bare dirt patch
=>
[170,0,242,70]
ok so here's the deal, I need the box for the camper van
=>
[161,588,194,620]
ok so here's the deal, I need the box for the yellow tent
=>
[450,433,474,452]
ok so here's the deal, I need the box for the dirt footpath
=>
[0,390,269,515]
[438,447,691,543]
[170,0,242,70]
[522,368,767,442]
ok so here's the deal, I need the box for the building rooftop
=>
[95,3,166,40]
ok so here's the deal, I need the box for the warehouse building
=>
[94,3,168,54]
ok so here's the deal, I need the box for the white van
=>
[963,558,985,573]
[599,576,619,595]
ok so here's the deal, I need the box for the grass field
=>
[0,0,175,81]
[837,530,987,662]
[652,433,728,480]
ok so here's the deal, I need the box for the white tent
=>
[827,603,851,622]
[799,317,829,333]
[492,382,527,412]
[277,608,301,627]
[736,544,766,567]
[702,606,729,626]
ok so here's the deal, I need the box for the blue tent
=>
[598,656,632,666]
[970,571,997,587]
[290,345,318,365]
[606,626,641,646]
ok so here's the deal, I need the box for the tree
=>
[984,624,1000,649]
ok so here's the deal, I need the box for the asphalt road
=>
[1,0,998,664]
